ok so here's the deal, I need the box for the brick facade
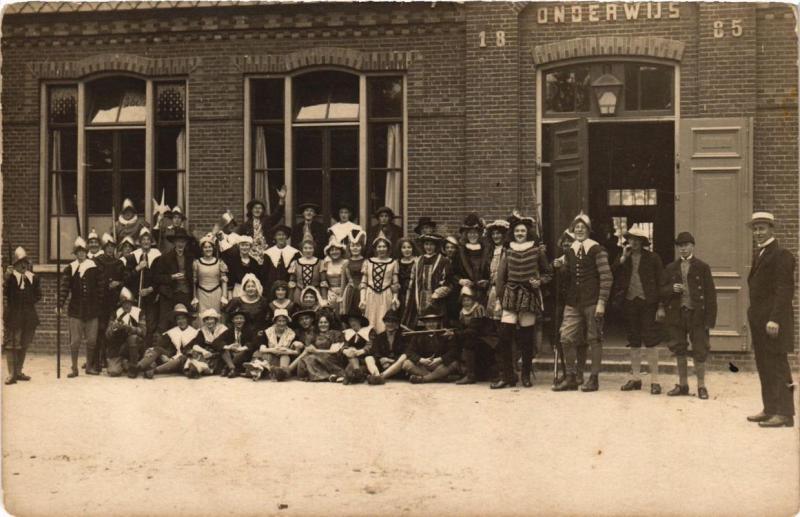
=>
[2,2,797,367]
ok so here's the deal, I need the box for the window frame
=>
[244,69,407,233]
[39,74,189,265]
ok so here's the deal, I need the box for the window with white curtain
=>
[251,78,285,213]
[44,77,188,262]
[368,77,403,223]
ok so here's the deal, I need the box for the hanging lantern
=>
[591,72,623,116]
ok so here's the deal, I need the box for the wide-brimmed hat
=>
[675,232,695,245]
[292,309,317,322]
[228,307,250,322]
[297,202,321,214]
[167,227,191,243]
[444,235,460,248]
[460,213,484,233]
[220,210,237,227]
[374,206,396,219]
[382,309,401,323]
[485,219,511,233]
[172,303,192,320]
[246,198,266,215]
[459,285,477,299]
[12,246,28,265]
[272,225,292,237]
[272,308,292,323]
[419,233,444,246]
[236,235,254,245]
[345,312,370,327]
[508,210,537,231]
[417,306,443,321]
[624,228,650,246]
[414,217,437,235]
[324,238,347,256]
[200,308,221,321]
[746,211,776,227]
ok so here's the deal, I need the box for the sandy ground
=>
[1,354,798,517]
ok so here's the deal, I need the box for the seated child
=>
[220,309,256,378]
[341,312,379,384]
[369,309,408,384]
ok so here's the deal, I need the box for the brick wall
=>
[2,2,798,365]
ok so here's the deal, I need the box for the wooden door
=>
[678,118,752,351]
[548,118,589,241]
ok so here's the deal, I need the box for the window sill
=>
[33,264,62,274]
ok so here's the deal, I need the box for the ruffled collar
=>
[509,241,535,252]
[118,214,138,226]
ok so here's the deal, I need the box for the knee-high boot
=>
[456,349,476,384]
[490,323,516,389]
[576,345,588,384]
[517,326,535,387]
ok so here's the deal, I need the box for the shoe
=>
[667,384,690,396]
[127,370,139,379]
[367,374,385,385]
[67,368,79,378]
[5,377,17,385]
[698,387,709,400]
[328,374,339,383]
[581,374,599,392]
[272,368,289,382]
[552,374,579,392]
[227,370,238,379]
[576,372,585,385]
[747,411,771,423]
[409,375,425,384]
[143,369,155,380]
[86,368,100,376]
[455,375,476,385]
[520,373,533,388]
[758,415,794,428]
[16,373,30,381]
[621,379,642,391]
[650,383,662,395]
[490,379,516,389]
[187,369,200,379]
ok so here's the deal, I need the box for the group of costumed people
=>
[5,186,791,422]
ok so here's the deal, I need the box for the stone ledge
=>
[234,47,417,73]
[29,52,200,79]
[532,36,685,66]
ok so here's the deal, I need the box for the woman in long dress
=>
[359,237,400,333]
[320,238,351,318]
[342,231,366,315]
[395,238,418,329]
[289,239,324,305]
[296,310,346,382]
[192,236,229,326]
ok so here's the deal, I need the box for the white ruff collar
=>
[509,241,535,252]
[571,239,599,255]
[133,248,162,267]
[265,245,299,268]
[465,243,482,251]
[118,214,138,226]
[69,259,96,277]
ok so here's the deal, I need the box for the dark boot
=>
[86,347,100,375]
[552,373,578,391]
[68,349,80,378]
[492,323,516,388]
[456,350,476,385]
[16,348,29,380]
[576,346,587,384]
[423,364,455,383]
[518,326,534,388]
[581,374,599,392]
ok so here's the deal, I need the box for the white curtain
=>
[176,128,186,209]
[50,130,63,213]
[384,124,402,214]
[255,126,270,212]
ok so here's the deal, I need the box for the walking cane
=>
[137,256,145,308]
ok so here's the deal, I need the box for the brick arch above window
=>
[29,53,200,79]
[532,37,685,66]
[234,47,416,73]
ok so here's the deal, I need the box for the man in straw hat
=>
[3,246,41,384]
[402,306,460,384]
[58,236,104,378]
[614,228,666,395]
[745,212,796,428]
[661,231,717,400]
[552,211,613,392]
[105,287,147,378]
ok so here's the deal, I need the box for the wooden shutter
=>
[548,118,589,241]
[678,118,752,351]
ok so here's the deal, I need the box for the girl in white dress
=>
[320,238,351,317]
[192,236,229,326]
[359,237,400,333]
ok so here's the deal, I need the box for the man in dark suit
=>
[745,212,796,428]
[291,202,328,258]
[614,228,665,395]
[366,206,403,257]
[154,228,195,332]
[661,232,717,400]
